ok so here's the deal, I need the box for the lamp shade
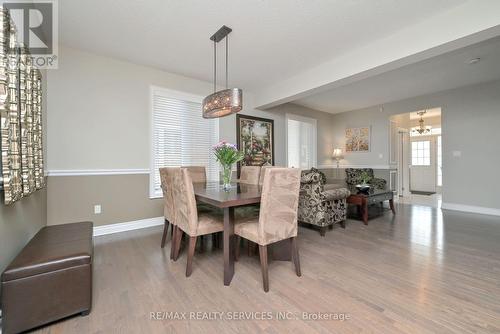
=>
[333,148,343,159]
[202,88,242,119]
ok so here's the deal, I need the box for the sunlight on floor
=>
[395,193,442,208]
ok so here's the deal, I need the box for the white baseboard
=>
[441,203,500,217]
[93,216,164,237]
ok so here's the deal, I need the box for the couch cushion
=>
[1,222,93,282]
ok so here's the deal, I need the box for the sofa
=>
[345,168,387,190]
[298,168,350,236]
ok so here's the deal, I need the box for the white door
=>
[410,136,437,193]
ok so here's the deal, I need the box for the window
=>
[411,140,431,166]
[437,135,442,186]
[286,114,317,169]
[150,87,219,198]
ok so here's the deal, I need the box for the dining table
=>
[192,181,292,286]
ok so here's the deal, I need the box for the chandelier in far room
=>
[202,25,243,119]
[412,110,432,135]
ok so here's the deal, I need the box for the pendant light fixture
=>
[202,25,242,118]
[412,110,432,135]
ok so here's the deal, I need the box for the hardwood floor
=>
[35,203,500,333]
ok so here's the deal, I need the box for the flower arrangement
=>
[213,140,244,190]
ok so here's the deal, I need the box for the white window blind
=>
[286,114,317,169]
[150,87,219,198]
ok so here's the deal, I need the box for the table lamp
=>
[333,148,343,177]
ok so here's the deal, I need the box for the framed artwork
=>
[236,114,274,175]
[345,126,370,152]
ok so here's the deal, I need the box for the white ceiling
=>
[58,0,467,91]
[293,36,500,113]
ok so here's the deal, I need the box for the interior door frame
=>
[397,128,410,197]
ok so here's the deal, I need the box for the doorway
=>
[390,108,442,205]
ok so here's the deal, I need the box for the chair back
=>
[172,168,199,235]
[239,166,261,185]
[182,166,206,183]
[345,168,374,186]
[159,167,177,222]
[259,165,279,185]
[258,168,301,245]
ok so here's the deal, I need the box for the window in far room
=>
[150,87,219,198]
[411,140,431,166]
[286,114,317,169]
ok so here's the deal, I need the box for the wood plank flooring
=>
[35,203,500,333]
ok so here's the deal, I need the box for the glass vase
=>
[221,164,233,191]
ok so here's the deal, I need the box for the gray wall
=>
[0,189,47,272]
[331,79,500,209]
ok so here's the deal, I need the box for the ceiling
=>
[58,0,468,92]
[293,36,500,114]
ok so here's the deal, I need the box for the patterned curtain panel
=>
[0,9,45,205]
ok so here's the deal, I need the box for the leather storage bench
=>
[1,222,93,334]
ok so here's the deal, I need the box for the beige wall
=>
[47,174,162,226]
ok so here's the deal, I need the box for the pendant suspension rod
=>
[225,35,228,89]
[213,39,216,93]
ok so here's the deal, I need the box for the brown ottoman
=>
[1,222,93,334]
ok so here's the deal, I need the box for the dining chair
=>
[172,168,224,277]
[238,166,261,185]
[181,165,220,249]
[159,168,172,248]
[182,166,206,183]
[258,165,279,186]
[159,167,180,259]
[235,168,302,292]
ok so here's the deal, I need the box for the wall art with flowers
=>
[236,114,274,176]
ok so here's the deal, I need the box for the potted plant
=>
[356,171,372,192]
[213,140,244,191]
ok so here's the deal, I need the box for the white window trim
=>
[285,113,317,169]
[149,86,217,199]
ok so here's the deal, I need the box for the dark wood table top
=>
[192,182,262,208]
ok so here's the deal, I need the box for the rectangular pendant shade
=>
[202,88,242,119]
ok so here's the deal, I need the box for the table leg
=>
[362,199,368,225]
[389,199,396,215]
[223,207,235,286]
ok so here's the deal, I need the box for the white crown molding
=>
[47,169,150,176]
[442,203,500,217]
[318,164,393,170]
[93,216,164,237]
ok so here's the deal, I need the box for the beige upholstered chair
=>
[172,168,224,277]
[235,168,302,292]
[238,166,261,185]
[182,166,206,183]
[258,165,279,186]
[159,167,180,259]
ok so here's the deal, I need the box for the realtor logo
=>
[3,0,58,68]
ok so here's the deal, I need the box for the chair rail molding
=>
[318,164,393,170]
[47,169,150,176]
